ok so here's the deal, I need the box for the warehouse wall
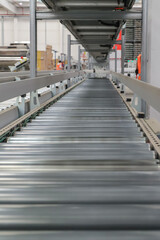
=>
[0,16,80,61]
[147,0,160,122]
[109,50,122,73]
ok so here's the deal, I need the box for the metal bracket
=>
[77,77,81,82]
[74,77,78,84]
[15,76,21,82]
[16,95,26,117]
[15,77,26,117]
[50,84,56,97]
[70,78,73,86]
[116,80,120,88]
[80,76,83,81]
[112,76,116,84]
[131,94,145,118]
[59,81,65,93]
[30,91,40,110]
[67,79,71,88]
[120,84,125,94]
[73,77,76,84]
[49,73,57,97]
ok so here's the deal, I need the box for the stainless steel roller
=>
[0,78,159,238]
[1,231,160,240]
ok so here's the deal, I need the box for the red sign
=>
[113,30,122,50]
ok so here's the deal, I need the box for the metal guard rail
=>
[110,71,160,113]
[0,71,84,103]
[0,70,67,84]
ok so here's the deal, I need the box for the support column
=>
[64,54,66,64]
[141,0,148,115]
[115,46,119,86]
[121,28,125,93]
[121,29,125,75]
[146,0,160,121]
[67,35,71,72]
[53,50,57,68]
[45,21,47,47]
[30,0,37,78]
[78,46,81,71]
[30,0,39,110]
[1,16,4,46]
[107,54,110,70]
[60,24,64,56]
[115,46,117,73]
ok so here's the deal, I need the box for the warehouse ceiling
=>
[41,0,136,62]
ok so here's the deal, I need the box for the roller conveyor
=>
[0,78,160,239]
[1,231,160,240]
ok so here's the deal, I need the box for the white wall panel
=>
[109,50,122,73]
[0,17,79,60]
[147,0,160,122]
[17,18,30,42]
[3,17,14,45]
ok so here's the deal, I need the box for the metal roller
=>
[0,185,160,204]
[1,231,160,240]
[0,78,159,236]
[0,204,160,230]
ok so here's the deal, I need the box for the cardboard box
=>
[37,59,46,71]
[37,48,55,70]
[46,53,53,60]
[46,45,52,50]
[37,51,46,60]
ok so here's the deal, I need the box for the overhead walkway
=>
[0,78,160,239]
[40,0,138,61]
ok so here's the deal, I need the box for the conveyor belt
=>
[0,78,160,239]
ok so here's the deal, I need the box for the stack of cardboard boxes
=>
[46,45,54,70]
[37,51,46,71]
[37,45,54,71]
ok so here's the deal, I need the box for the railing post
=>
[30,0,40,110]
[120,28,125,93]
[30,0,37,78]
[15,77,26,117]
[53,50,57,69]
[141,0,148,116]
[67,35,71,72]
[115,46,117,73]
[78,46,81,71]
[115,46,120,87]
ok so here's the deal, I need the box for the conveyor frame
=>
[0,77,85,143]
[0,77,159,238]
[110,72,160,159]
[1,71,160,160]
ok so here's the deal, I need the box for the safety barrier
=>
[110,71,160,113]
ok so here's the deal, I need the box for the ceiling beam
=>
[74,26,117,30]
[80,36,112,40]
[37,10,142,20]
[71,39,122,45]
[86,49,109,53]
[84,40,122,45]
[56,0,124,7]
[0,0,17,14]
[79,32,116,36]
